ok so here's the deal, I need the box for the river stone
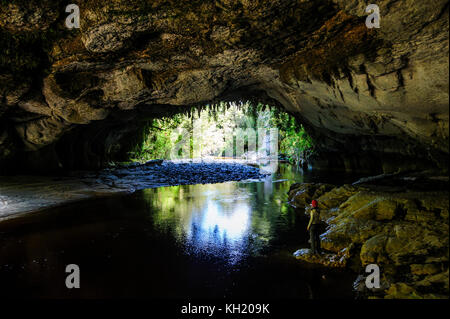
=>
[315,185,360,212]
[321,217,384,252]
[336,194,398,221]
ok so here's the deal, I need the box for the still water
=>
[0,165,357,299]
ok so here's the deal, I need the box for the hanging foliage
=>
[129,101,314,163]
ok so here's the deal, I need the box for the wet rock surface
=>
[293,248,350,268]
[90,160,269,190]
[289,173,449,299]
[0,160,267,220]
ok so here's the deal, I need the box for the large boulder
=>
[290,180,449,299]
[288,183,335,208]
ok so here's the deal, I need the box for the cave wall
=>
[0,0,448,174]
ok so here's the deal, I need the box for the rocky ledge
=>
[293,248,350,268]
[0,160,267,221]
[288,173,449,299]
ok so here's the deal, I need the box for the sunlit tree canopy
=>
[130,102,313,163]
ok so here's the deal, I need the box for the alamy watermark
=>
[65,4,80,29]
[65,264,80,289]
[366,4,381,29]
[365,264,380,289]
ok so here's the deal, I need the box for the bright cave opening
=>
[128,101,314,167]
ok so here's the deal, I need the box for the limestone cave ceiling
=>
[0,0,448,172]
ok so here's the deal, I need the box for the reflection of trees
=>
[142,183,273,251]
[145,169,298,250]
[142,185,208,241]
[141,164,303,261]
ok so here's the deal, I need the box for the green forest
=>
[130,102,313,164]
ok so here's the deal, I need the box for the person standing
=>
[307,199,321,254]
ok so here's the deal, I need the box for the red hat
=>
[311,200,318,208]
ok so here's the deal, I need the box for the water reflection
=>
[0,164,360,298]
[142,165,305,266]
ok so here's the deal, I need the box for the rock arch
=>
[1,0,448,173]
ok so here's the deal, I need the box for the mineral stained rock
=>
[0,0,448,173]
[289,179,449,299]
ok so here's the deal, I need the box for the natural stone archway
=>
[0,0,448,174]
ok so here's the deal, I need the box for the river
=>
[0,164,360,299]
